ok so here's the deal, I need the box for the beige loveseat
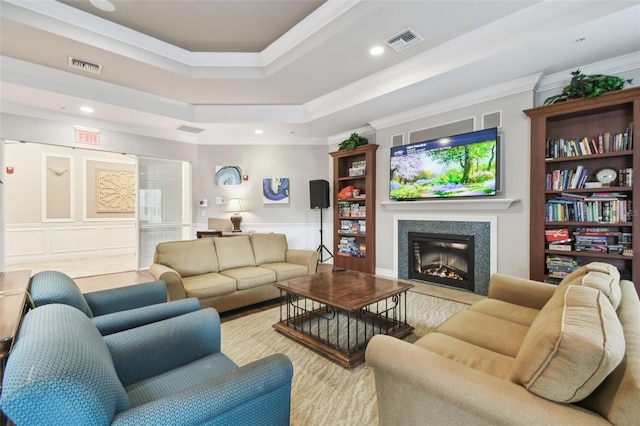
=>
[149,233,319,313]
[366,262,639,425]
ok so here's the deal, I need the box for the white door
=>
[137,157,191,270]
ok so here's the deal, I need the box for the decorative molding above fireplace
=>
[382,198,518,211]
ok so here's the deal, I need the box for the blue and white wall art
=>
[263,178,290,204]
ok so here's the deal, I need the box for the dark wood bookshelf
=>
[525,87,639,291]
[330,144,377,274]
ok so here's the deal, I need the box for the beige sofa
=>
[149,233,319,312]
[366,262,639,425]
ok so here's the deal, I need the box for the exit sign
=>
[75,126,100,145]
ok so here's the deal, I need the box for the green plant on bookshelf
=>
[338,133,368,151]
[544,70,633,105]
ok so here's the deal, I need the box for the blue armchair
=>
[1,304,294,425]
[29,270,201,335]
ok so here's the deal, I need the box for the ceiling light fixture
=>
[254,129,263,134]
[90,0,116,12]
[80,106,94,114]
[369,46,384,56]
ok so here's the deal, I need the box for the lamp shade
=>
[225,198,245,213]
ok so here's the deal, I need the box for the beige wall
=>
[3,142,136,263]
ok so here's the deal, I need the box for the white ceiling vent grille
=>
[177,125,205,134]
[68,57,102,74]
[385,28,423,52]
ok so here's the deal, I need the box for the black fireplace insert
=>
[408,232,474,292]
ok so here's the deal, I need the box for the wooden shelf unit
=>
[330,144,378,274]
[525,87,639,291]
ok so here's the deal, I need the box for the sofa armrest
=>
[91,297,201,335]
[111,354,293,426]
[83,280,167,315]
[487,273,557,309]
[149,263,187,300]
[285,249,319,274]
[105,308,221,387]
[366,335,609,426]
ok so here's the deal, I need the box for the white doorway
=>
[2,141,191,278]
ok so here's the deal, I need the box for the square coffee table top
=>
[274,270,413,312]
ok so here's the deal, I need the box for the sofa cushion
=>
[251,233,287,265]
[415,332,514,379]
[260,262,308,281]
[182,273,237,299]
[214,236,256,270]
[510,285,625,403]
[155,238,219,277]
[468,299,540,327]
[220,267,276,290]
[435,310,530,357]
[558,262,621,309]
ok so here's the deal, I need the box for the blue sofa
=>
[1,304,294,425]
[29,270,201,335]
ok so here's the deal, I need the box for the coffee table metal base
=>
[273,291,413,368]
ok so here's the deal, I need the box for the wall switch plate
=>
[216,197,225,205]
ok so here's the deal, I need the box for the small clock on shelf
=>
[595,168,618,186]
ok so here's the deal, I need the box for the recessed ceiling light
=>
[254,129,263,134]
[370,46,384,56]
[90,0,116,12]
[80,106,94,114]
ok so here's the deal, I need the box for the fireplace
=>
[408,232,475,292]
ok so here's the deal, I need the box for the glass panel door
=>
[137,157,191,270]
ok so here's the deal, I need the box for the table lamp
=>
[226,198,245,232]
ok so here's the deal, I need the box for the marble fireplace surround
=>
[394,214,498,296]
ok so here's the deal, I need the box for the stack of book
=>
[573,227,631,255]
[545,228,572,251]
[546,255,579,279]
[339,220,366,234]
[337,237,366,257]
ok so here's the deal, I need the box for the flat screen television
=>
[390,127,499,200]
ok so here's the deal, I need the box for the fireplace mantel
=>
[382,198,518,211]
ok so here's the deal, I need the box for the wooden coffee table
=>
[273,270,414,368]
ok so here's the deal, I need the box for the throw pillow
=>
[510,285,625,403]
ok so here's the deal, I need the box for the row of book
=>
[338,236,366,257]
[546,165,589,190]
[546,193,632,223]
[338,202,366,217]
[545,123,634,159]
[338,220,366,234]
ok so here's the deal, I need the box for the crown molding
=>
[536,53,640,93]
[368,73,541,131]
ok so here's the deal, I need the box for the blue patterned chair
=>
[28,270,201,335]
[1,304,294,425]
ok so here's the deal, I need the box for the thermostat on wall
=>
[199,199,208,207]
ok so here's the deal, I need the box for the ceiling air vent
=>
[385,28,423,52]
[69,57,102,74]
[177,125,205,134]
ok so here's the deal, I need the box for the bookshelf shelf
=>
[525,87,639,290]
[330,144,378,273]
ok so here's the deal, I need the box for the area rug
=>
[220,291,468,426]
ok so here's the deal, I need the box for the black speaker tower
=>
[309,180,333,262]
